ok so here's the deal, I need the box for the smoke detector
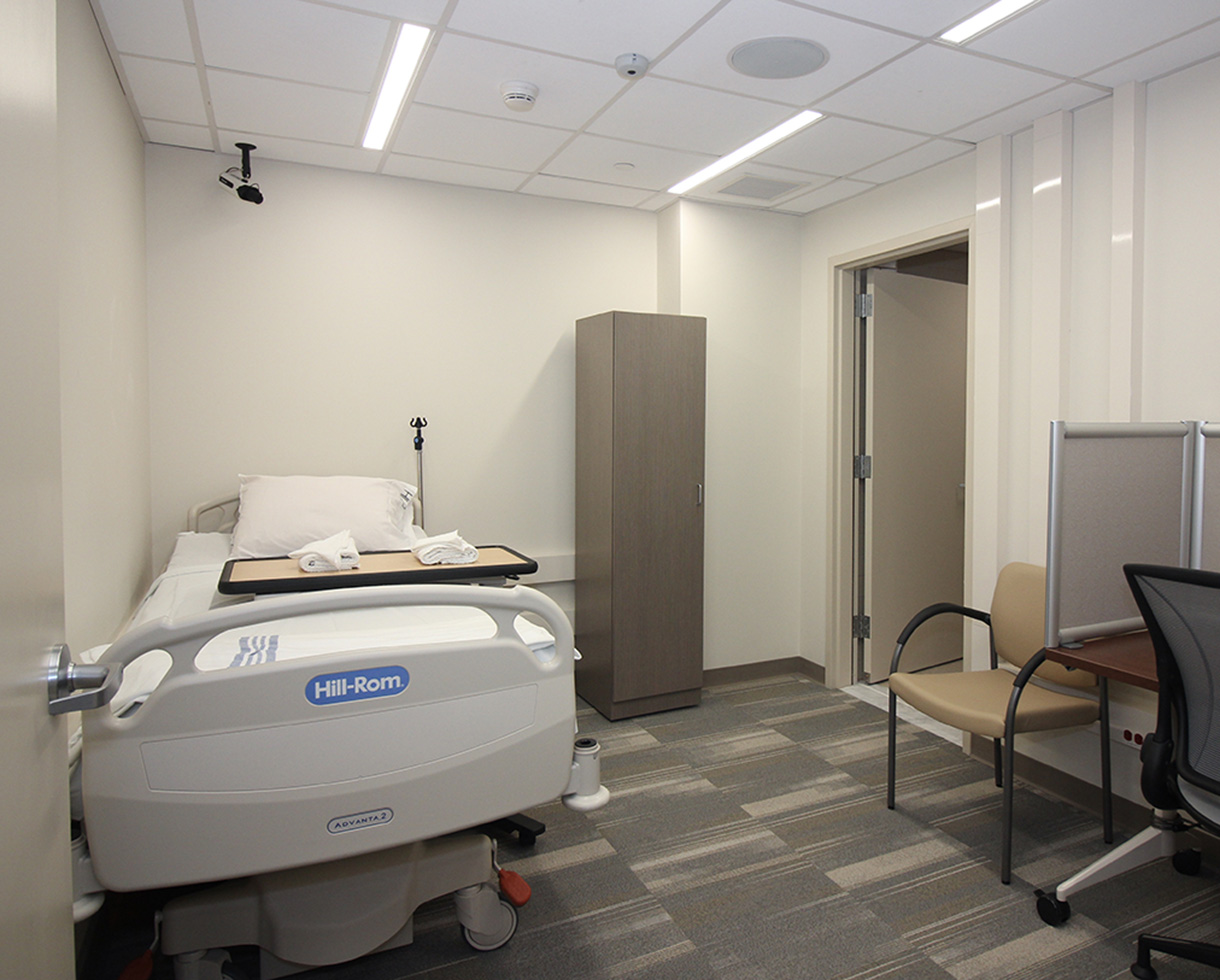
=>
[500,81,538,112]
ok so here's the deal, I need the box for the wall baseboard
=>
[704,657,824,688]
[966,733,1152,836]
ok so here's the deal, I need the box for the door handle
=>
[47,644,114,715]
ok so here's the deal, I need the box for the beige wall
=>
[662,200,803,672]
[145,148,657,574]
[58,0,150,652]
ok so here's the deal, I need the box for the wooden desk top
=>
[218,546,537,595]
[1045,630,1158,691]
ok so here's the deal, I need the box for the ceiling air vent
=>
[718,176,803,200]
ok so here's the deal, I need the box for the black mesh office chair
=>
[1125,564,1220,979]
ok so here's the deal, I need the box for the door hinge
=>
[853,454,872,479]
[852,615,871,640]
[855,293,874,318]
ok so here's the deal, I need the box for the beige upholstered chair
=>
[886,561,1111,883]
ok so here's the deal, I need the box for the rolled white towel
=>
[412,530,478,565]
[289,530,360,573]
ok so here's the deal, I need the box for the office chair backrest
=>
[1125,564,1220,796]
[992,562,1095,689]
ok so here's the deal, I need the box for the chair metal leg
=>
[1002,733,1015,884]
[1099,677,1114,844]
[993,737,1003,787]
[887,689,897,810]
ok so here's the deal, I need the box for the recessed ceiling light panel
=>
[939,0,1042,44]
[729,37,827,79]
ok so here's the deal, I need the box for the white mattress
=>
[83,532,557,716]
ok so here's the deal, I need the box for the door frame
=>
[825,218,974,689]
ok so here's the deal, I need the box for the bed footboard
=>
[80,584,576,892]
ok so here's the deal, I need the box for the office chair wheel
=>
[462,898,518,951]
[1172,847,1202,876]
[1035,889,1071,926]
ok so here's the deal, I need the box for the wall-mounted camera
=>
[615,53,650,79]
[218,142,264,204]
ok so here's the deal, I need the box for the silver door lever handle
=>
[47,644,114,715]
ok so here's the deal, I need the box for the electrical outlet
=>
[1111,724,1147,749]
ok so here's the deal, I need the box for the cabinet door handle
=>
[697,483,704,506]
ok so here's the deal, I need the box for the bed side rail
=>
[187,494,239,533]
[88,584,572,709]
[187,492,424,534]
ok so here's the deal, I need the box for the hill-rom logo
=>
[306,665,410,706]
[327,807,394,835]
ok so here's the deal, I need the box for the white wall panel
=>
[1142,55,1220,422]
[1069,96,1115,421]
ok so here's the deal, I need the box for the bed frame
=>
[79,577,590,977]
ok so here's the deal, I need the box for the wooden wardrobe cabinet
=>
[574,311,706,720]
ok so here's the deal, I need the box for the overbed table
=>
[218,546,538,595]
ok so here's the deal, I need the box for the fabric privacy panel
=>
[1198,425,1220,569]
[1045,422,1193,648]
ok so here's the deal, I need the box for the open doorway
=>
[851,242,969,684]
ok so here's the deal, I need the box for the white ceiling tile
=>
[849,138,973,183]
[816,43,1066,135]
[92,0,194,60]
[413,34,628,130]
[966,0,1220,79]
[84,0,1220,212]
[207,71,369,144]
[654,0,917,105]
[322,0,449,24]
[519,174,656,208]
[194,0,391,91]
[382,155,529,191]
[546,135,715,190]
[946,81,1107,141]
[121,56,209,125]
[776,176,874,213]
[394,104,573,172]
[754,116,926,176]
[587,76,797,155]
[216,131,383,172]
[447,0,724,64]
[637,192,680,211]
[1085,23,1220,89]
[144,120,214,150]
[785,0,996,39]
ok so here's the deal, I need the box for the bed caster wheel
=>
[172,949,248,980]
[1035,889,1071,926]
[462,898,518,951]
[1172,847,1202,875]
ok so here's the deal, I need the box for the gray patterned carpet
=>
[87,673,1220,979]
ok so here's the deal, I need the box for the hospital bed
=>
[64,479,606,980]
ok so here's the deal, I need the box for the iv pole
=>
[410,417,427,528]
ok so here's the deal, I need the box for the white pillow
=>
[230,474,417,559]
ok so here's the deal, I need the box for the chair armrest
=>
[890,602,990,675]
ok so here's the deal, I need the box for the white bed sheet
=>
[82,531,557,716]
